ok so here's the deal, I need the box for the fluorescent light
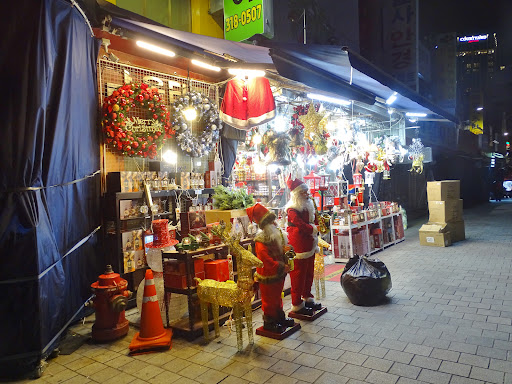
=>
[136,41,175,57]
[386,92,398,105]
[476,107,483,111]
[307,93,351,106]
[191,59,221,72]
[406,112,427,117]
[228,68,265,77]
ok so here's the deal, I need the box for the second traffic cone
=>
[129,269,172,354]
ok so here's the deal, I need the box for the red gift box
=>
[204,259,229,282]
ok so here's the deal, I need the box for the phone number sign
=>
[224,0,268,42]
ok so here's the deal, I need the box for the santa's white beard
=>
[287,193,315,223]
[261,224,285,248]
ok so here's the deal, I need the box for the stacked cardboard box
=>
[419,180,465,247]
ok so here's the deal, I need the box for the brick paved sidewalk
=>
[19,201,512,383]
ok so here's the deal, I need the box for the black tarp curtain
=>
[0,0,102,377]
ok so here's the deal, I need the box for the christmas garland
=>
[101,83,173,159]
[172,91,221,157]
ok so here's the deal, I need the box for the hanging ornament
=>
[408,138,424,174]
[264,130,292,165]
[299,103,325,142]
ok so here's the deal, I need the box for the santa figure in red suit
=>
[246,203,295,333]
[286,177,322,315]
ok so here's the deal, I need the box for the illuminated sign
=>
[224,0,273,42]
[458,34,489,43]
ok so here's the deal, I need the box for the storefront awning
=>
[108,17,457,123]
[109,17,274,67]
[268,44,458,123]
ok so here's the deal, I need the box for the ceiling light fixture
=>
[405,112,427,117]
[191,59,221,72]
[136,41,175,57]
[386,92,398,105]
[307,93,351,106]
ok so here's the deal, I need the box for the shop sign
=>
[224,0,274,42]
[125,117,163,134]
[458,34,488,43]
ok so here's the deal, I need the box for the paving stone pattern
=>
[19,201,512,383]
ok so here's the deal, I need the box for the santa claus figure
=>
[246,203,295,333]
[286,177,321,315]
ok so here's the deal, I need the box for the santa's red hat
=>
[286,176,309,195]
[246,203,276,229]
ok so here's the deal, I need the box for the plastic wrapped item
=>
[340,255,392,306]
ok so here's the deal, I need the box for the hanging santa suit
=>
[220,77,276,130]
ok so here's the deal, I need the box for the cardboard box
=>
[427,180,460,201]
[428,199,463,223]
[205,209,247,225]
[419,223,452,247]
[204,259,229,282]
[442,220,465,242]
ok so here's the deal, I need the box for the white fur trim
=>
[291,183,309,195]
[293,235,319,259]
[305,297,315,303]
[312,224,318,236]
[291,301,305,312]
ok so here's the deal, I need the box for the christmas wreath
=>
[172,91,222,157]
[101,83,173,159]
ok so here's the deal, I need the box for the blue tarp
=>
[0,0,102,377]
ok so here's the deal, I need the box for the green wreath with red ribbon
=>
[101,83,174,159]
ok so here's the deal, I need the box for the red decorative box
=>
[204,259,229,282]
[164,259,204,275]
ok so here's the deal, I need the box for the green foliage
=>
[212,185,255,210]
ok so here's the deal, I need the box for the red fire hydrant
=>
[90,265,132,342]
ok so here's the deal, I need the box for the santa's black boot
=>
[305,299,322,311]
[263,315,285,333]
[277,310,295,328]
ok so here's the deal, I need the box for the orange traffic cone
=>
[129,269,172,354]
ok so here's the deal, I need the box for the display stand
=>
[288,307,327,321]
[161,239,256,340]
[331,211,404,262]
[255,323,301,340]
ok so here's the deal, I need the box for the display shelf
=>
[331,211,404,262]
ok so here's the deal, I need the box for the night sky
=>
[420,0,512,63]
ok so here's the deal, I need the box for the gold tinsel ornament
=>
[299,103,325,142]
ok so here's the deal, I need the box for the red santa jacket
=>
[286,208,318,259]
[219,77,276,130]
[253,232,286,285]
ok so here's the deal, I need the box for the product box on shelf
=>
[419,223,452,247]
[427,180,460,201]
[393,215,405,239]
[428,199,463,223]
[205,209,247,225]
[204,259,229,282]
[204,171,218,189]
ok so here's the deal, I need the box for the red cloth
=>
[286,208,318,259]
[289,257,315,306]
[220,77,276,130]
[254,238,286,319]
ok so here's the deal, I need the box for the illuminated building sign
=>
[458,34,489,43]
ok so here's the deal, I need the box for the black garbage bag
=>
[340,255,392,306]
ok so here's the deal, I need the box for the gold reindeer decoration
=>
[314,238,331,299]
[196,222,263,351]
